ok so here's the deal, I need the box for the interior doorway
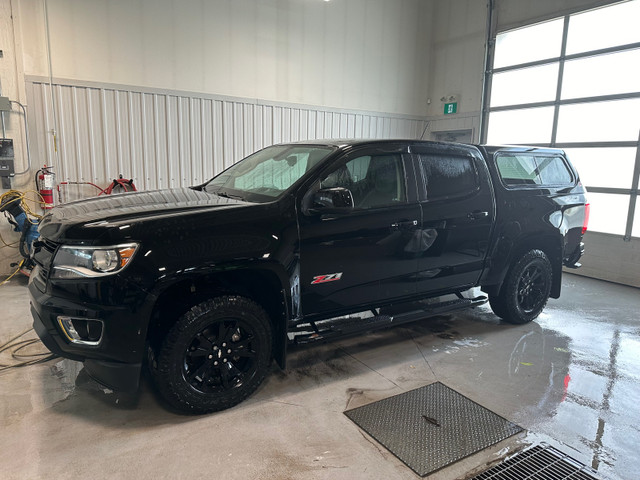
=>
[430,129,474,143]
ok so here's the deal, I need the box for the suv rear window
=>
[496,154,573,186]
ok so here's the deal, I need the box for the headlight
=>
[51,243,139,279]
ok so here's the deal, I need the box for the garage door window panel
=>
[561,49,640,100]
[587,192,630,236]
[563,148,637,190]
[490,63,559,107]
[566,1,640,54]
[493,19,563,68]
[556,99,640,143]
[487,107,555,145]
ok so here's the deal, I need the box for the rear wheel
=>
[489,249,552,324]
[151,295,272,414]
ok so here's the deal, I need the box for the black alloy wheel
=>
[183,318,258,394]
[151,295,272,414]
[489,249,552,324]
[516,263,548,314]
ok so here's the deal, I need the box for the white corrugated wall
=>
[25,77,428,201]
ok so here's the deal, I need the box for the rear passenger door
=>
[411,144,495,294]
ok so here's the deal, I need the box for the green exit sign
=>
[444,102,458,115]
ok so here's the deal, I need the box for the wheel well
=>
[484,234,563,299]
[146,269,288,368]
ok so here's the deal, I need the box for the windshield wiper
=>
[214,191,244,200]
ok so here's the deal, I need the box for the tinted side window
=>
[537,156,573,185]
[496,155,541,185]
[320,154,406,209]
[346,156,370,182]
[496,154,573,186]
[418,154,479,200]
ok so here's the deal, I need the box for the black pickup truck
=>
[29,140,588,413]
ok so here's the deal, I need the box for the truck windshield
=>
[204,145,336,202]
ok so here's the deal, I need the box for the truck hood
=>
[39,187,252,242]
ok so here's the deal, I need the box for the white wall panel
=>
[26,77,428,201]
[17,0,433,116]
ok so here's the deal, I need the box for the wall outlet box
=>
[0,139,14,189]
[0,97,11,112]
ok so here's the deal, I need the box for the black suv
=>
[29,140,588,413]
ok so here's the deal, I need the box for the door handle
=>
[467,211,489,220]
[391,220,418,230]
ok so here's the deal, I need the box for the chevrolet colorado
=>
[29,140,588,413]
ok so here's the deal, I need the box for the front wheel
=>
[489,249,552,324]
[151,295,273,414]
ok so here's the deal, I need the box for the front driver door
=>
[298,146,421,318]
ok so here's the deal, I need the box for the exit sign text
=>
[444,102,457,115]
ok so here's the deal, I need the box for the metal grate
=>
[471,443,601,480]
[344,382,523,477]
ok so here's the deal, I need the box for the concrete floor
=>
[0,273,638,480]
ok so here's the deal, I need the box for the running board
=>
[292,295,487,345]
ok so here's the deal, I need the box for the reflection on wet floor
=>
[0,274,638,479]
[532,308,640,477]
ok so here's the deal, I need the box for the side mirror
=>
[308,187,354,214]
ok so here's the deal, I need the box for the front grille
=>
[470,444,600,480]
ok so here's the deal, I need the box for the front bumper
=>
[29,269,153,392]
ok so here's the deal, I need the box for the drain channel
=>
[470,443,601,480]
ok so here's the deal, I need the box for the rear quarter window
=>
[537,156,573,185]
[496,153,573,187]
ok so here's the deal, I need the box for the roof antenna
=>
[419,121,431,140]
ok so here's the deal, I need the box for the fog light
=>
[57,316,104,346]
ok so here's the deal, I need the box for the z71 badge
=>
[311,273,343,285]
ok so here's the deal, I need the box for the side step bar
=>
[291,295,487,345]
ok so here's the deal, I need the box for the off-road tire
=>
[151,295,272,414]
[489,249,552,324]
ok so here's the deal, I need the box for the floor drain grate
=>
[470,443,601,480]
[344,382,523,477]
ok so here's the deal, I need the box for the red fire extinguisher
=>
[37,165,56,210]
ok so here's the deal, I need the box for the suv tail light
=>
[582,203,590,235]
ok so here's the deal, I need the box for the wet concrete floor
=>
[0,273,638,479]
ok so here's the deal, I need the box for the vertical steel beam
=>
[624,130,640,241]
[550,16,570,147]
[479,0,496,144]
